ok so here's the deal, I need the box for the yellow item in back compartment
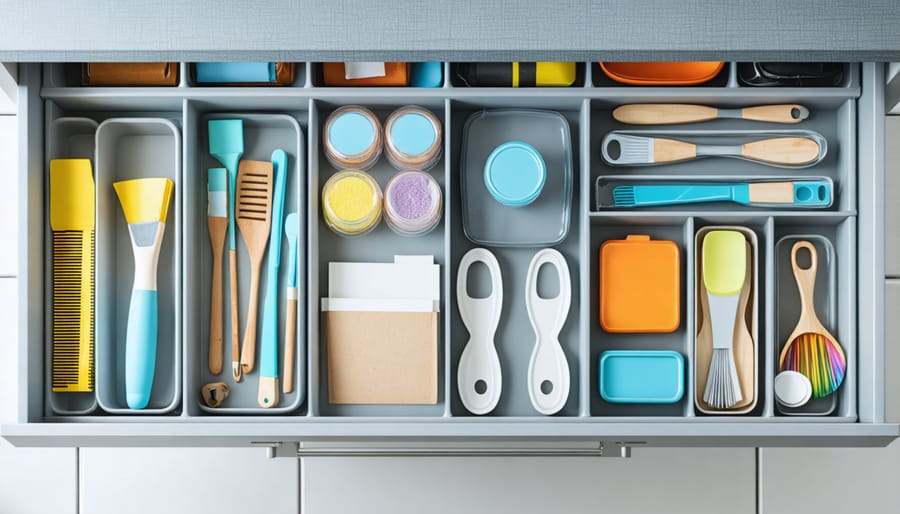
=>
[455,62,577,87]
[49,159,96,392]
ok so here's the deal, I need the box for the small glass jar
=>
[384,106,443,171]
[321,170,382,236]
[323,106,383,170]
[383,170,443,236]
[483,141,546,207]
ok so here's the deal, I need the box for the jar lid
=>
[389,112,437,156]
[327,110,377,157]
[483,141,546,207]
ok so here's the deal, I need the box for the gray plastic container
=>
[459,109,573,247]
[774,231,851,417]
[185,112,307,414]
[44,113,99,416]
[14,62,886,447]
[94,117,182,415]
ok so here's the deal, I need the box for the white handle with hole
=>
[457,248,503,415]
[525,249,571,415]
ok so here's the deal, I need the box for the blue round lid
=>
[484,141,546,207]
[328,111,376,156]
[390,112,436,156]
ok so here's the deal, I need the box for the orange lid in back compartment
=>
[600,235,680,333]
[599,62,724,85]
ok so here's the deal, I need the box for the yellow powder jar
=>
[321,169,383,236]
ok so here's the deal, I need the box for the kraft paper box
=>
[322,256,440,405]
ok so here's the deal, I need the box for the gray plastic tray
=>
[310,99,448,417]
[185,112,307,414]
[459,108,573,246]
[94,117,182,415]
[43,112,99,416]
[775,234,838,416]
[22,62,877,441]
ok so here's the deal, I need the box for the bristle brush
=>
[778,241,846,398]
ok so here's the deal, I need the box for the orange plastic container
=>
[599,235,680,332]
[598,62,725,86]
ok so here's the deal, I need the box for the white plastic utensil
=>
[457,248,503,415]
[525,249,571,415]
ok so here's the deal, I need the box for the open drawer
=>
[3,62,897,451]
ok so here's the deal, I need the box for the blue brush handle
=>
[260,273,280,378]
[631,184,749,206]
[260,149,288,379]
[125,289,158,410]
[226,166,237,249]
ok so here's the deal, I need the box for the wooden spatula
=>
[236,160,274,376]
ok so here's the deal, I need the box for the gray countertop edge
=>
[1,0,899,62]
[4,51,900,62]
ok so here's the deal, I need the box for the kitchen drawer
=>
[3,62,897,451]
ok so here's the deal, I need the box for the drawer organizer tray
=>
[5,62,896,448]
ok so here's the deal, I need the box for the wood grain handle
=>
[746,182,795,203]
[653,137,698,163]
[241,261,262,375]
[791,241,818,316]
[229,252,241,382]
[258,376,279,409]
[208,250,224,375]
[613,104,719,125]
[741,137,820,165]
[741,104,808,124]
[283,296,297,394]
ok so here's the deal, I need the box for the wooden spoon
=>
[236,160,274,376]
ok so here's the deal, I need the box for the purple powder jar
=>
[383,170,443,236]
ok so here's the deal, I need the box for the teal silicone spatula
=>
[282,212,299,395]
[258,149,288,408]
[208,119,244,382]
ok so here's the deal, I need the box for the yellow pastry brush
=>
[49,159,96,393]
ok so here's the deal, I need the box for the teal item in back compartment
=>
[196,62,275,83]
[599,350,684,404]
[410,62,443,87]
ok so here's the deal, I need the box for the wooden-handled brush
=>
[282,212,299,395]
[601,133,823,167]
[49,159,96,394]
[208,119,244,382]
[207,168,227,375]
[113,177,174,410]
[236,160,274,376]
[701,230,746,410]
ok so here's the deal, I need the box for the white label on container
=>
[345,62,386,79]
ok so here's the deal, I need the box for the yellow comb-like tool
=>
[49,159,95,393]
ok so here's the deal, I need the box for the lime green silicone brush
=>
[702,230,746,409]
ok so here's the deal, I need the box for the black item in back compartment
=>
[739,62,845,87]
